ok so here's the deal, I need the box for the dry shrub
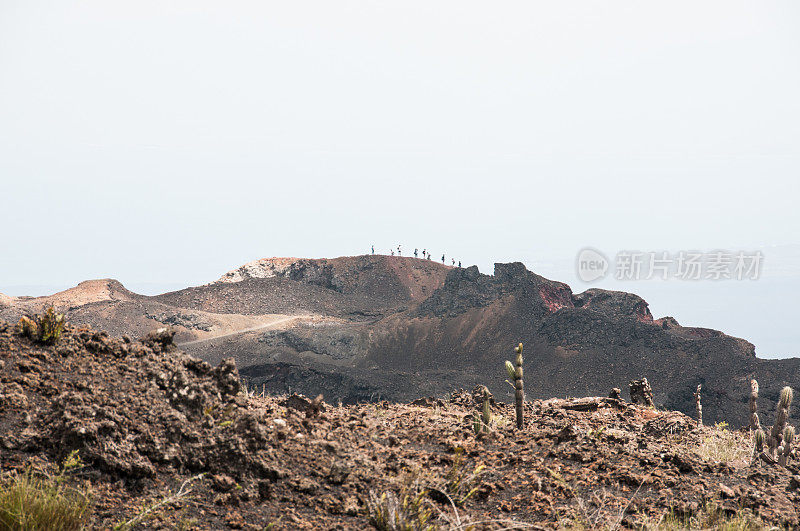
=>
[695,422,752,467]
[641,501,766,530]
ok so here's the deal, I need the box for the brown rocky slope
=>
[1,323,799,529]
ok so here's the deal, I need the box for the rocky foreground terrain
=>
[1,255,799,428]
[1,322,800,529]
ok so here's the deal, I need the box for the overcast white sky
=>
[1,1,798,357]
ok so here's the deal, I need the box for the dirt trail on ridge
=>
[176,315,307,346]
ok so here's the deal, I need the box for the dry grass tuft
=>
[367,488,436,531]
[0,468,92,531]
[641,501,767,530]
[695,422,752,467]
[557,500,767,530]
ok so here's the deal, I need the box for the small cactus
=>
[504,343,524,429]
[472,415,482,435]
[481,391,492,427]
[472,387,492,435]
[749,379,760,431]
[694,384,703,427]
[779,425,795,466]
[753,428,766,466]
[769,386,793,456]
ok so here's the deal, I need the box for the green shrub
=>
[16,307,65,345]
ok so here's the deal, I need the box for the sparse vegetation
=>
[640,501,767,530]
[491,412,512,430]
[368,453,485,531]
[561,498,768,530]
[695,422,751,466]
[0,457,92,531]
[113,473,205,530]
[367,487,435,531]
[16,307,65,344]
[438,450,484,507]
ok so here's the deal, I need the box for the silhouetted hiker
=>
[397,245,402,256]
[441,254,445,264]
[414,248,418,258]
[458,261,461,268]
[391,250,394,256]
[427,254,432,260]
[423,249,427,259]
[371,245,374,255]
[452,258,455,266]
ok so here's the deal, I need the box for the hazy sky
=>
[1,2,799,357]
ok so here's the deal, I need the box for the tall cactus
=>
[504,343,525,429]
[749,379,760,431]
[694,384,703,427]
[779,425,795,466]
[769,386,793,457]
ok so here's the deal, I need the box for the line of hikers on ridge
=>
[370,245,461,268]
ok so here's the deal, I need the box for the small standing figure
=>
[371,245,375,255]
[427,253,431,260]
[414,248,418,258]
[451,258,455,266]
[391,250,394,256]
[458,261,461,268]
[441,254,445,264]
[397,245,402,256]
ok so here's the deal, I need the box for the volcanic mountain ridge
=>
[1,254,797,427]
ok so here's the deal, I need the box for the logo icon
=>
[576,248,609,282]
